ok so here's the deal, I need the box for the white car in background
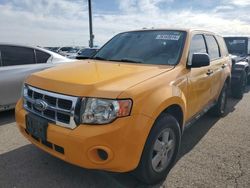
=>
[57,46,83,58]
[0,44,74,112]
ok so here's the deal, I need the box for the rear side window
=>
[216,36,229,57]
[35,50,51,63]
[189,34,207,63]
[0,50,2,66]
[0,45,35,66]
[205,35,221,60]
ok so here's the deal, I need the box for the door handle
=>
[206,69,214,76]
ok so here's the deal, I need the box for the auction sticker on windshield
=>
[156,34,181,40]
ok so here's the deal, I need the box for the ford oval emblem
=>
[34,99,48,111]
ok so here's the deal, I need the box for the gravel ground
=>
[0,88,249,188]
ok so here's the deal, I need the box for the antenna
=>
[88,0,94,48]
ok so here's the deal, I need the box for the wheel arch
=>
[161,104,184,132]
[150,98,185,135]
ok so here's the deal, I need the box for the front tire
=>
[135,114,181,184]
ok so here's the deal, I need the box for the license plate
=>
[26,114,48,141]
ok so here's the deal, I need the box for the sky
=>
[0,0,250,47]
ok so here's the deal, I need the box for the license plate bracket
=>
[26,114,48,141]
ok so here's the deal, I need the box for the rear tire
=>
[231,71,247,99]
[209,83,228,117]
[134,114,181,185]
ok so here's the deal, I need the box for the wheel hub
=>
[151,128,176,173]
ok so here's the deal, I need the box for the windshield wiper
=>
[110,58,144,64]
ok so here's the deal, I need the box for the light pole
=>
[88,0,94,48]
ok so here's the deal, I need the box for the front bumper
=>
[15,99,154,172]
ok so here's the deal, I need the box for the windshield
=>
[224,37,247,56]
[93,30,186,65]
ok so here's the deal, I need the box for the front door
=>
[186,34,213,120]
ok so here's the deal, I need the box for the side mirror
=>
[189,53,210,68]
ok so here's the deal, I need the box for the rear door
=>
[0,45,53,107]
[204,35,226,100]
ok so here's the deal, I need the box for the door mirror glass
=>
[190,53,210,68]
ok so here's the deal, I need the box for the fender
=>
[121,84,187,127]
[233,61,249,71]
[147,87,186,124]
[232,61,249,84]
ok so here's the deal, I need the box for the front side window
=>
[188,34,207,64]
[205,35,220,61]
[0,45,35,66]
[94,30,186,65]
[224,37,247,56]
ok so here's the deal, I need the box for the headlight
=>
[80,98,132,124]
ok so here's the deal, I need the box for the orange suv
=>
[16,29,231,184]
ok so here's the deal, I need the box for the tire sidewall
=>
[218,83,228,116]
[136,114,181,184]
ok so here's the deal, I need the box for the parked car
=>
[75,47,99,59]
[57,46,83,58]
[16,29,231,184]
[44,47,60,53]
[224,37,250,99]
[0,44,73,112]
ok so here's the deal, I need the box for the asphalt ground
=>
[0,87,249,188]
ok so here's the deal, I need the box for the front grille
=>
[23,85,79,129]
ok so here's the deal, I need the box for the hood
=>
[26,60,173,98]
[230,54,247,67]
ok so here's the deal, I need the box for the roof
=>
[117,28,218,36]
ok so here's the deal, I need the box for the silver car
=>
[0,44,74,112]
